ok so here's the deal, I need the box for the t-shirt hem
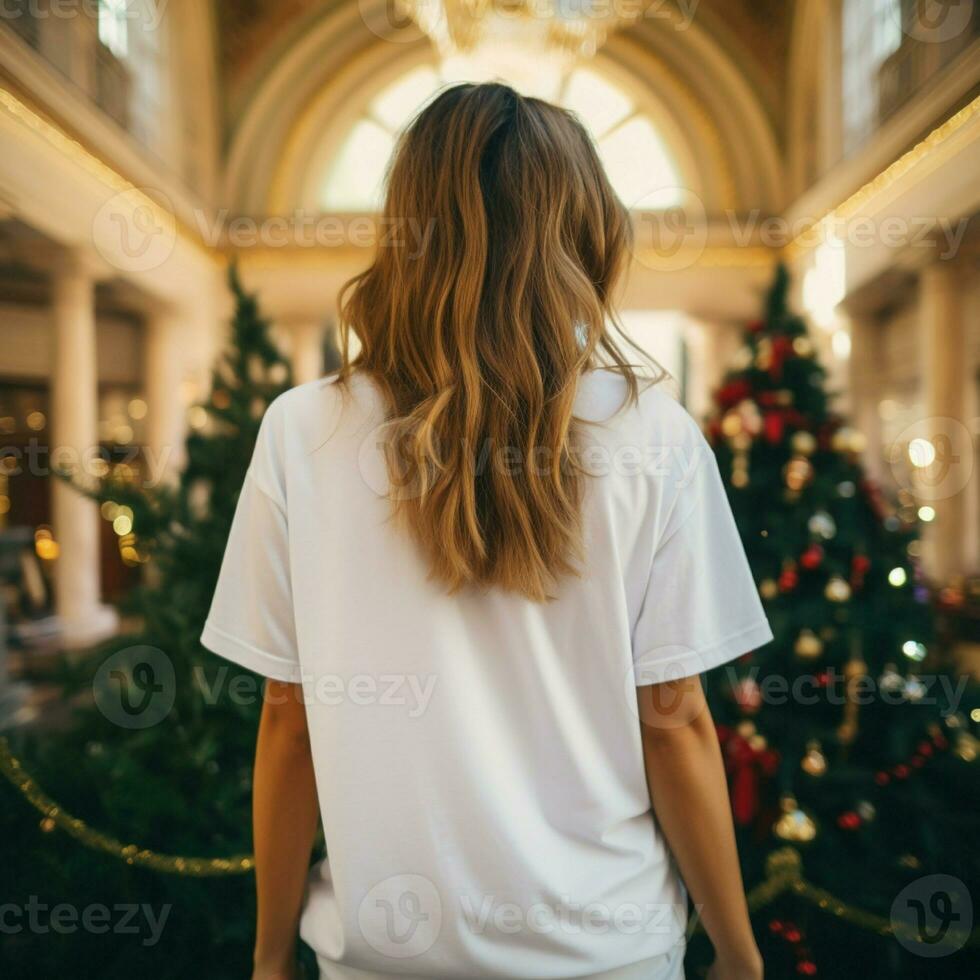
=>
[633,619,773,686]
[200,619,303,683]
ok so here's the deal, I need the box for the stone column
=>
[144,308,187,483]
[918,259,968,583]
[50,252,117,646]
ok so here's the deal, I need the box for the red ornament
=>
[769,919,784,934]
[763,412,784,444]
[783,925,802,943]
[769,336,794,379]
[918,741,934,757]
[910,754,926,769]
[797,961,818,976]
[893,764,911,780]
[717,379,751,409]
[933,733,948,750]
[779,566,799,591]
[747,318,765,333]
[852,555,871,575]
[874,771,891,787]
[837,811,861,830]
[800,545,824,570]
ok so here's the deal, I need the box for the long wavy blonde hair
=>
[338,82,651,600]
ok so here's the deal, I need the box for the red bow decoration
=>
[717,724,780,826]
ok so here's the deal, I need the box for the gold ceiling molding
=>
[0,87,211,261]
[787,93,980,257]
[630,245,776,270]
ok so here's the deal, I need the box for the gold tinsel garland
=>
[0,737,253,876]
[2,737,977,948]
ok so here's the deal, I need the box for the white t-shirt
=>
[202,369,772,979]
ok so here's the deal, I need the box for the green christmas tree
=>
[701,264,979,976]
[1,266,296,978]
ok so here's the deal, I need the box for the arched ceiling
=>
[215,1,794,123]
[215,0,793,215]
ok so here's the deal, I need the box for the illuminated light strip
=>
[787,93,980,257]
[631,246,775,269]
[0,86,210,258]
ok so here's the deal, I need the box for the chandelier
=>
[398,0,641,58]
[397,0,642,97]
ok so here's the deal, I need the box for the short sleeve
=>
[631,440,772,686]
[200,405,302,684]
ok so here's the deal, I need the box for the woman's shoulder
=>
[576,368,705,448]
[263,371,384,456]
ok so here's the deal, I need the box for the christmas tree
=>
[700,264,979,977]
[0,266,297,978]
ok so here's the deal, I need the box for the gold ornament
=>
[736,720,757,739]
[857,800,876,822]
[721,412,743,437]
[732,345,754,371]
[837,655,867,748]
[825,576,852,602]
[793,336,814,357]
[737,399,762,436]
[755,338,772,370]
[801,741,827,777]
[759,578,779,600]
[774,795,817,842]
[791,431,817,456]
[831,427,867,455]
[785,457,814,491]
[808,510,836,539]
[794,629,823,659]
[954,732,978,763]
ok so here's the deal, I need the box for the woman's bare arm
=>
[637,676,763,980]
[252,680,320,980]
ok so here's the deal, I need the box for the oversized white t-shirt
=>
[202,369,772,979]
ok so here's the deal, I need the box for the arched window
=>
[319,63,682,212]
